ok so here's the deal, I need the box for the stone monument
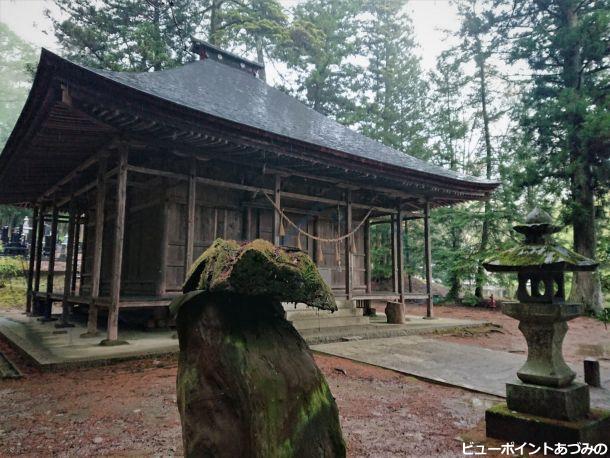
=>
[483,208,609,446]
[170,239,346,457]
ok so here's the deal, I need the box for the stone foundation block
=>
[506,380,590,421]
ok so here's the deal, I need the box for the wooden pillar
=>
[104,145,128,344]
[70,214,80,294]
[364,218,372,294]
[312,216,320,264]
[26,205,39,315]
[272,175,281,245]
[157,183,169,296]
[345,190,352,299]
[185,156,196,274]
[84,157,107,337]
[79,213,89,296]
[42,205,59,321]
[32,204,45,316]
[396,207,405,303]
[58,198,77,328]
[405,219,413,293]
[243,207,252,241]
[424,200,434,318]
[391,214,398,293]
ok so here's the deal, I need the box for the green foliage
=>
[211,0,288,80]
[277,0,363,120]
[48,0,288,73]
[353,0,429,157]
[0,23,37,148]
[0,257,25,283]
[0,257,26,310]
[461,292,479,307]
[491,0,610,310]
[48,0,205,71]
[177,239,336,311]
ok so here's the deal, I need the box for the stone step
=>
[290,315,370,330]
[285,307,363,321]
[283,299,355,311]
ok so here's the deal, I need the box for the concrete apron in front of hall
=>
[0,310,490,371]
[311,336,610,411]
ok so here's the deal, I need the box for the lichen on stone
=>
[174,238,337,314]
[485,242,598,270]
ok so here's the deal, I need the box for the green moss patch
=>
[176,239,336,313]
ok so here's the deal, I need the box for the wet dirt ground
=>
[1,303,608,457]
[0,336,500,457]
[412,303,610,365]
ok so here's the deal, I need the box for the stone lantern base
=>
[485,301,610,447]
[486,404,610,447]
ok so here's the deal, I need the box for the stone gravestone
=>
[171,239,346,457]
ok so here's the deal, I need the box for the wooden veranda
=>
[0,43,498,343]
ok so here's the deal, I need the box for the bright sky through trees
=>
[0,0,459,71]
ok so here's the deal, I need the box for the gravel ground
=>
[2,302,607,457]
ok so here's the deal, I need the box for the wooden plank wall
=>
[80,177,164,297]
[163,181,367,296]
[80,177,368,298]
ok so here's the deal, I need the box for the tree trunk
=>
[447,224,461,301]
[209,0,221,45]
[569,159,603,312]
[255,35,267,82]
[474,42,493,299]
[560,3,603,312]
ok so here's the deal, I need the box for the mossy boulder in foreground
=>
[171,239,346,457]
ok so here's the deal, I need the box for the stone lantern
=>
[483,208,609,446]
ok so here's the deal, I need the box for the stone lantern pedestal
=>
[486,301,610,446]
[483,209,610,447]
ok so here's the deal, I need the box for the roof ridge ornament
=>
[191,38,263,77]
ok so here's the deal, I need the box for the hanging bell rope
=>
[262,190,375,243]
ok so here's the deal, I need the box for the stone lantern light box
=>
[484,207,597,305]
[483,208,610,447]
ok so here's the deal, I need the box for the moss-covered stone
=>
[177,239,336,312]
[175,294,346,457]
[171,240,346,457]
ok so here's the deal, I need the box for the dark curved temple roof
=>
[89,56,491,186]
[0,48,499,205]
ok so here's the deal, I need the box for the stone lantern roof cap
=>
[483,243,598,272]
[483,207,598,273]
[513,208,561,236]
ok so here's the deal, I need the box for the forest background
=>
[0,0,608,312]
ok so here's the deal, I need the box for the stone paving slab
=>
[0,314,179,370]
[0,311,491,370]
[312,335,610,410]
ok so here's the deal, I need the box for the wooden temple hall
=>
[0,42,498,343]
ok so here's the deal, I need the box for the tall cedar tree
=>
[48,0,286,73]
[278,0,362,121]
[493,0,610,312]
[356,0,429,285]
[355,0,429,157]
[209,0,287,82]
[427,52,473,300]
[48,0,207,70]
[453,0,501,298]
